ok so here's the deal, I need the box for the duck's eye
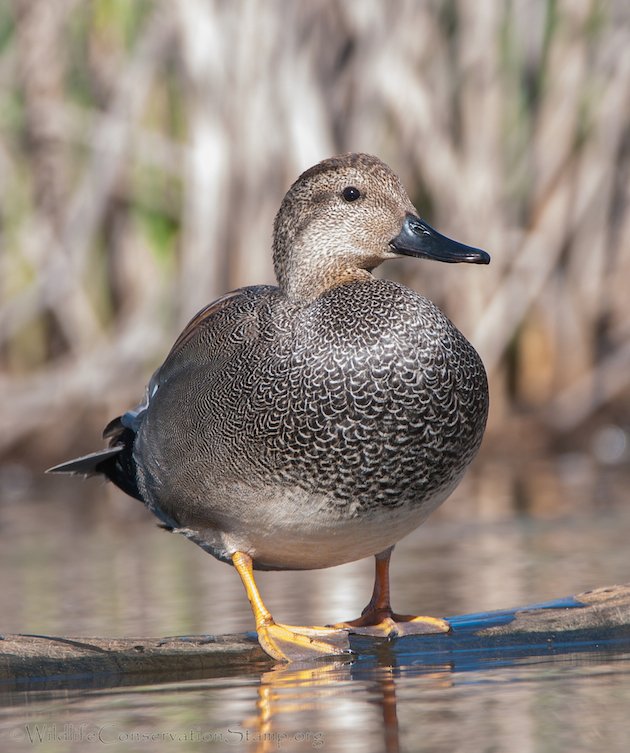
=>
[342,186,361,202]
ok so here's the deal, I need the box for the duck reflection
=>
[242,648,453,753]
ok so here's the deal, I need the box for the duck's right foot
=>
[257,622,351,662]
[231,551,352,662]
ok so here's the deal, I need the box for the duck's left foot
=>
[332,609,450,638]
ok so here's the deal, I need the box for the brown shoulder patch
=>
[166,289,244,359]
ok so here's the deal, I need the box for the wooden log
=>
[2,584,630,690]
[0,633,270,691]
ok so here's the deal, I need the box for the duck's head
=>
[273,152,490,302]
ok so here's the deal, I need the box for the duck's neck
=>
[278,265,374,304]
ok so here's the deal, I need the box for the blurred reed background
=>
[1,0,630,495]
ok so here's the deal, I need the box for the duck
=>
[49,153,490,662]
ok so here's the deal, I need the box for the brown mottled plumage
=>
[49,153,490,661]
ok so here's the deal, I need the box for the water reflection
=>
[251,648,630,753]
[251,661,400,753]
[3,647,630,753]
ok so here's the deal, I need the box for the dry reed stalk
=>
[0,0,629,462]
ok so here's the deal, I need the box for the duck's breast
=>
[132,279,488,563]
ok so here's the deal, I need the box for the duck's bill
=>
[390,213,490,264]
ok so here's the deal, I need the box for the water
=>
[0,463,629,751]
[4,656,630,752]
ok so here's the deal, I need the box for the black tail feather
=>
[47,448,124,476]
[47,415,142,501]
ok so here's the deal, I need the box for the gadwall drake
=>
[49,153,490,661]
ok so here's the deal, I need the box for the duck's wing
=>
[164,289,245,361]
[46,286,274,497]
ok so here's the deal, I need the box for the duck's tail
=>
[46,416,142,501]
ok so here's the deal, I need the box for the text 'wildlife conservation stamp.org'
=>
[9,723,326,748]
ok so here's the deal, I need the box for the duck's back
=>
[132,278,488,539]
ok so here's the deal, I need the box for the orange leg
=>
[232,552,351,662]
[333,547,450,637]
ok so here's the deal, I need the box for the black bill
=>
[390,213,490,264]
